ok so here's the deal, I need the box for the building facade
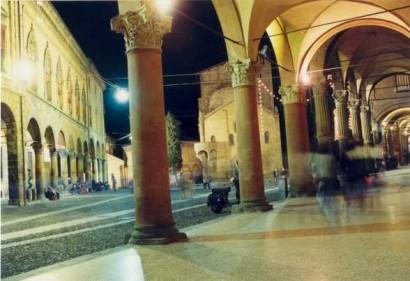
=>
[194,62,283,180]
[1,1,107,205]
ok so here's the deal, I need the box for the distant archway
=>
[1,103,20,203]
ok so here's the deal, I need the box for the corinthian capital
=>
[332,90,347,104]
[347,98,360,110]
[360,105,370,113]
[228,59,255,87]
[111,5,172,52]
[279,85,305,104]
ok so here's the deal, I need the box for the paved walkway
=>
[5,168,410,281]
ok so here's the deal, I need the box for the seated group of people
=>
[69,179,109,195]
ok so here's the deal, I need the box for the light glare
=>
[116,88,129,103]
[155,0,173,14]
[14,59,34,82]
[301,72,310,86]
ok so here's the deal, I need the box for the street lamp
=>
[14,59,34,82]
[115,88,129,103]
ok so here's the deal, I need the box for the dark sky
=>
[52,0,227,141]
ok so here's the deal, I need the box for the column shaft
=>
[51,151,58,188]
[280,85,313,195]
[111,7,186,244]
[348,99,361,141]
[333,90,349,154]
[360,105,372,145]
[312,81,332,149]
[228,59,271,211]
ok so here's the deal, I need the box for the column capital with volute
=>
[279,85,306,105]
[347,98,360,110]
[228,59,256,87]
[332,89,348,104]
[111,4,172,53]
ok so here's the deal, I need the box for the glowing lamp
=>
[115,88,129,103]
[154,0,173,14]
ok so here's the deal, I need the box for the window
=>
[67,69,73,115]
[43,46,52,101]
[210,135,216,142]
[75,80,80,119]
[82,88,87,124]
[264,131,269,144]
[26,28,38,91]
[1,25,6,73]
[56,58,63,108]
[229,134,234,146]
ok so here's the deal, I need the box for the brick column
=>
[228,59,272,212]
[279,85,313,196]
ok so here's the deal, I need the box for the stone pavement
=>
[4,168,410,281]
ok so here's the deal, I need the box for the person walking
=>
[273,168,279,185]
[111,173,117,192]
[232,160,240,202]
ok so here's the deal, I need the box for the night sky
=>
[52,0,227,141]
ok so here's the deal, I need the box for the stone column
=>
[347,98,361,141]
[279,85,313,196]
[93,158,98,181]
[84,155,90,181]
[70,153,77,180]
[100,159,106,182]
[35,146,46,198]
[228,59,272,212]
[360,105,372,145]
[50,150,58,188]
[312,79,332,151]
[333,90,349,154]
[60,150,68,182]
[111,5,186,244]
[77,154,84,181]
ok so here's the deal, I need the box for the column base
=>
[128,224,187,245]
[232,198,272,213]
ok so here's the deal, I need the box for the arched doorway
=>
[26,118,43,198]
[89,139,96,182]
[44,126,56,187]
[1,103,20,203]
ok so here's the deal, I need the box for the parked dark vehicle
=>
[207,187,231,213]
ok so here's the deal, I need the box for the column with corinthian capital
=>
[312,79,332,151]
[228,59,272,212]
[347,98,361,141]
[279,85,313,196]
[360,105,372,145]
[333,90,349,154]
[111,4,186,244]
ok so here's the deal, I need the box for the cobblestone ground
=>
[1,186,283,278]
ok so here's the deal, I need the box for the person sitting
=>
[45,187,60,200]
